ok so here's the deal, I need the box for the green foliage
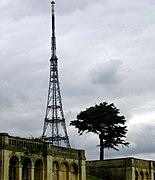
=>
[86,175,102,180]
[70,102,129,159]
[27,136,47,155]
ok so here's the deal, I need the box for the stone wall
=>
[87,157,155,180]
[0,133,86,180]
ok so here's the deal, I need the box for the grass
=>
[86,175,102,180]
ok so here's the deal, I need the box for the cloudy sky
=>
[1,0,155,160]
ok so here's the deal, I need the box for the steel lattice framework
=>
[42,1,70,148]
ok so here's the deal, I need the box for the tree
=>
[70,102,129,160]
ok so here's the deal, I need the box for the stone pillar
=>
[59,170,62,180]
[0,152,5,180]
[18,164,23,180]
[42,168,45,180]
[31,165,35,180]
[46,155,52,180]
[0,134,9,180]
[78,150,86,180]
[68,171,71,180]
[2,149,10,180]
[0,149,5,180]
[79,159,86,180]
[125,158,135,180]
[150,162,154,180]
[131,167,135,180]
[58,169,61,180]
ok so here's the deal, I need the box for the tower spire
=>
[42,1,70,148]
[51,1,57,58]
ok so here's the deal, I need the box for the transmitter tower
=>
[42,1,70,148]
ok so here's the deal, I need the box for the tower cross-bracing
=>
[42,1,70,148]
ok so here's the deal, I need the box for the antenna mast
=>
[42,1,70,148]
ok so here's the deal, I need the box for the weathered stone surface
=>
[0,133,86,180]
[86,157,155,180]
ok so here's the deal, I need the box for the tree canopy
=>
[70,102,129,160]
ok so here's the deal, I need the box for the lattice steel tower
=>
[42,1,70,148]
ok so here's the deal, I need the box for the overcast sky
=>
[1,0,155,160]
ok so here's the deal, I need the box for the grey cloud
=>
[91,59,122,85]
[56,0,99,15]
[1,0,49,21]
[105,122,155,159]
[1,0,97,21]
[128,123,155,152]
[1,0,155,160]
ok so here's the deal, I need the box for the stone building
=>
[0,133,86,180]
[87,157,155,180]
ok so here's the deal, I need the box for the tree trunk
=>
[99,134,104,160]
